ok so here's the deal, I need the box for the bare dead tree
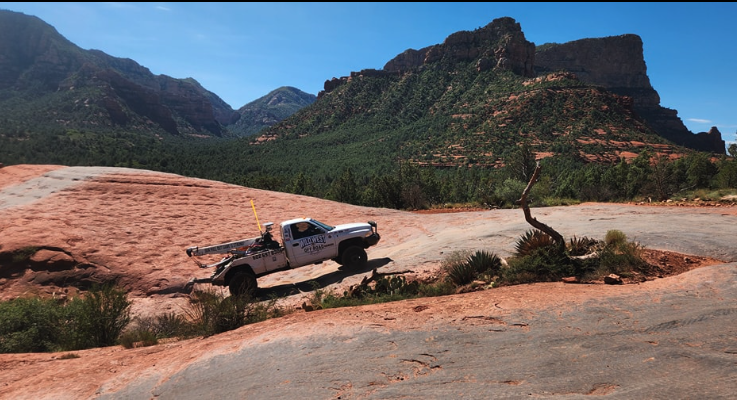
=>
[519,162,565,252]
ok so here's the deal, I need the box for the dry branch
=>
[519,162,565,251]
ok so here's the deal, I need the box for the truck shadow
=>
[256,257,393,299]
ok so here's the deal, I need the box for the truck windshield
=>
[312,219,335,232]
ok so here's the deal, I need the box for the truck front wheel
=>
[229,270,258,298]
[341,246,367,269]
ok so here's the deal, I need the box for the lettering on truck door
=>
[285,221,335,265]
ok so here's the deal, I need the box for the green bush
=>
[184,289,285,336]
[0,283,132,353]
[0,297,64,353]
[119,312,192,349]
[440,249,473,270]
[143,312,190,339]
[503,245,573,284]
[306,285,351,309]
[446,261,478,286]
[596,240,648,277]
[441,249,503,286]
[61,283,131,349]
[539,197,581,207]
[372,275,420,297]
[185,289,246,336]
[494,178,528,207]
[307,274,432,310]
[417,280,457,297]
[604,229,628,247]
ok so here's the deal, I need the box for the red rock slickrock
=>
[0,164,732,400]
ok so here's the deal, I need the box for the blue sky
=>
[1,2,735,148]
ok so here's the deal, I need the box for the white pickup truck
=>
[185,218,380,296]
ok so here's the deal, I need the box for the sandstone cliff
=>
[383,17,535,77]
[321,17,724,154]
[534,35,725,153]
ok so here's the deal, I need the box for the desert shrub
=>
[61,283,132,350]
[689,188,715,201]
[567,235,600,256]
[514,229,555,256]
[0,297,64,353]
[417,280,457,297]
[444,249,504,286]
[539,197,580,207]
[604,229,628,247]
[308,274,437,310]
[439,250,467,284]
[184,289,285,336]
[310,285,389,309]
[119,312,192,348]
[343,275,421,305]
[0,284,132,352]
[494,178,527,207]
[144,312,191,338]
[372,275,420,297]
[440,249,473,270]
[503,245,573,284]
[185,289,246,336]
[440,249,475,286]
[306,285,346,309]
[446,260,478,286]
[503,230,573,284]
[597,240,648,277]
[701,190,723,201]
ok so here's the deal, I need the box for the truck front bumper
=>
[365,220,380,246]
[365,232,380,247]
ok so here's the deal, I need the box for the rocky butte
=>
[321,17,725,154]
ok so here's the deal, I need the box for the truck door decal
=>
[299,234,327,254]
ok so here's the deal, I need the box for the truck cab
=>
[281,218,380,268]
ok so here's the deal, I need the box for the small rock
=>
[604,274,623,285]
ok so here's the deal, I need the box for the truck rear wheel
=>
[341,246,367,269]
[229,270,258,298]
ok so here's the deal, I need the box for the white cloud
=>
[687,118,712,124]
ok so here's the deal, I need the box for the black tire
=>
[341,246,367,269]
[228,270,258,298]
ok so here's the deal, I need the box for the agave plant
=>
[514,229,555,256]
[446,261,478,286]
[567,235,600,257]
[466,250,502,276]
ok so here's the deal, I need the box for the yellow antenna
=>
[251,199,262,232]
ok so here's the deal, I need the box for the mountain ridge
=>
[0,11,729,205]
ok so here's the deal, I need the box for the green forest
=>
[2,60,735,211]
